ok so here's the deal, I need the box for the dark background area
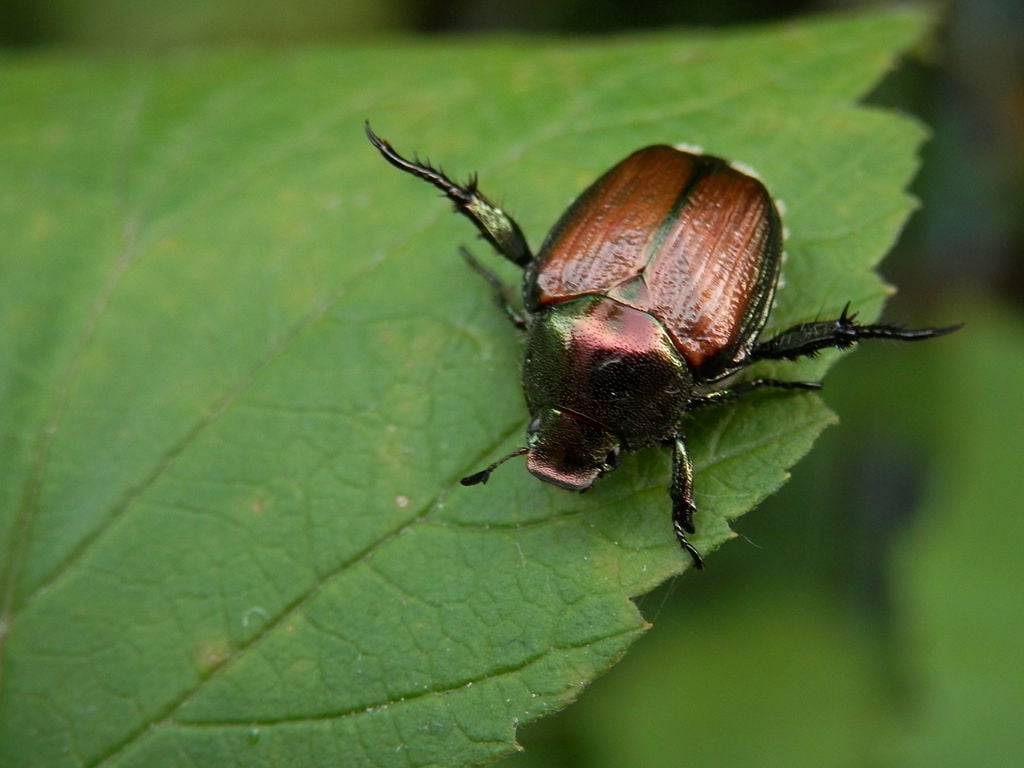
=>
[4,1,1021,765]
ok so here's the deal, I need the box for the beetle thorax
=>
[523,295,694,455]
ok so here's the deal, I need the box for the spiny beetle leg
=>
[365,122,533,268]
[690,378,821,410]
[460,246,527,330]
[670,437,704,569]
[753,303,963,362]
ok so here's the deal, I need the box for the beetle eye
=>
[527,416,542,435]
[604,445,621,470]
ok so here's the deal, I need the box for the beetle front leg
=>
[365,122,534,268]
[753,303,962,362]
[670,437,704,569]
[460,246,528,329]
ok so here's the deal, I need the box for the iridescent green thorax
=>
[524,296,693,449]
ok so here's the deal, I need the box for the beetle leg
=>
[670,437,704,569]
[365,122,534,268]
[752,303,962,362]
[690,378,820,410]
[460,246,528,329]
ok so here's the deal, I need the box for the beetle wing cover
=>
[645,162,781,368]
[534,146,781,369]
[535,146,698,304]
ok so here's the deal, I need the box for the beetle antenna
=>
[461,447,529,486]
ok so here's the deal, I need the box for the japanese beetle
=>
[366,123,959,568]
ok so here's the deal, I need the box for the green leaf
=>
[0,10,930,767]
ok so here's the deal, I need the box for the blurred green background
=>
[4,0,1021,765]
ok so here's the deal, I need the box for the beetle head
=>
[526,408,620,491]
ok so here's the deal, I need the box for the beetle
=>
[366,123,959,568]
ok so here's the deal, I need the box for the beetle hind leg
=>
[752,303,962,362]
[670,437,704,569]
[365,122,534,268]
[460,246,527,329]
